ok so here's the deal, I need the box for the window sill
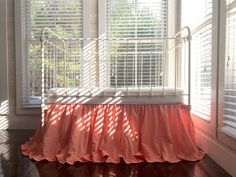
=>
[191,111,211,122]
[191,114,216,138]
[221,126,236,140]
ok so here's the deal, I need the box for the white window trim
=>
[0,0,9,115]
[14,0,88,114]
[81,0,93,87]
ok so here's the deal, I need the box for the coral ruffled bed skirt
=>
[21,104,204,164]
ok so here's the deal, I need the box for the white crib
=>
[41,27,191,107]
[22,27,205,164]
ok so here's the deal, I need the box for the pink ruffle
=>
[22,104,204,164]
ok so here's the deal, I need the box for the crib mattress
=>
[46,87,184,104]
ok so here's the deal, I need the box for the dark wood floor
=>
[0,130,232,177]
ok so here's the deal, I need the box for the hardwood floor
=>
[0,130,232,177]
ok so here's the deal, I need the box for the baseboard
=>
[196,128,236,177]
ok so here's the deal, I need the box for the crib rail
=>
[41,27,191,106]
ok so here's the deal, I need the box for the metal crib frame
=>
[41,26,191,108]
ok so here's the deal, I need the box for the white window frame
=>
[15,0,88,114]
[98,0,177,89]
[0,0,9,115]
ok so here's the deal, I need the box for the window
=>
[222,0,236,139]
[16,0,82,108]
[182,0,213,120]
[16,0,173,111]
[101,0,168,88]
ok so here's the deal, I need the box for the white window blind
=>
[105,0,167,88]
[223,0,236,138]
[182,0,212,120]
[21,0,82,106]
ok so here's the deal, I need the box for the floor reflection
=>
[34,160,195,177]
